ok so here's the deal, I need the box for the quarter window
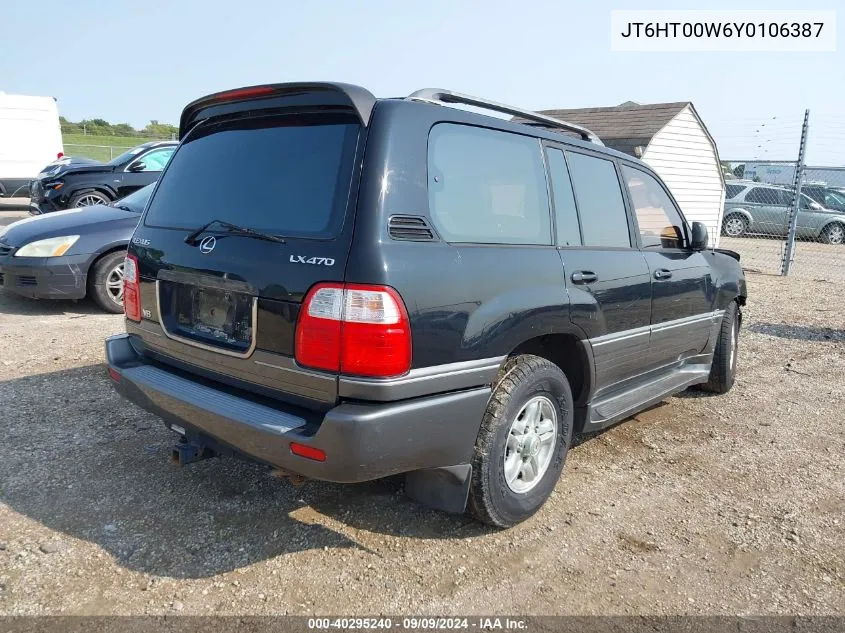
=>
[725,184,746,199]
[427,124,551,245]
[565,152,631,248]
[622,165,686,249]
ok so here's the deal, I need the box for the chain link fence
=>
[721,111,845,282]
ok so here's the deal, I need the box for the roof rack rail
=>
[406,88,603,145]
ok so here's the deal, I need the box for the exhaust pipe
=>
[171,439,216,466]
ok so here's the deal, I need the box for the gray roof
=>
[517,101,691,156]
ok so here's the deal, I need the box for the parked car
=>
[0,183,154,312]
[722,182,845,244]
[28,140,176,215]
[106,83,746,527]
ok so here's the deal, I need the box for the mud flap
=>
[404,464,471,514]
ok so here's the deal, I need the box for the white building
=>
[536,101,726,247]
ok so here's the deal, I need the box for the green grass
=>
[61,133,171,162]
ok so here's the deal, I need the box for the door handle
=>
[571,271,598,284]
[654,269,673,280]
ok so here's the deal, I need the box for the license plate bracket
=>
[159,281,255,356]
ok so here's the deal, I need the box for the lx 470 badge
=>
[290,255,335,266]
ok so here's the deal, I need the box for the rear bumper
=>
[106,334,491,483]
[0,254,89,299]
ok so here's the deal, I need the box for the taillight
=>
[123,253,141,322]
[295,283,412,378]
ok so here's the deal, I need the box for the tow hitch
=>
[171,438,216,466]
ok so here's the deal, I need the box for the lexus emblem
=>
[199,236,217,254]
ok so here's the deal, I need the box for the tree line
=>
[60,117,178,139]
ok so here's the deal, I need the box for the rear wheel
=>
[88,251,126,314]
[69,190,111,208]
[722,214,748,237]
[820,222,845,245]
[468,355,573,528]
[701,302,740,394]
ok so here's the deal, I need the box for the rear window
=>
[143,114,360,238]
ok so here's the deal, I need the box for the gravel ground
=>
[0,272,843,616]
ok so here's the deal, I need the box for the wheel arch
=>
[723,207,753,224]
[502,330,595,412]
[820,218,845,236]
[86,244,129,287]
[68,185,118,204]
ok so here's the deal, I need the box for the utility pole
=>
[781,110,809,276]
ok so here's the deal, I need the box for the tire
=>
[88,251,126,314]
[468,354,573,528]
[722,214,748,238]
[69,190,111,208]
[701,301,740,394]
[820,223,845,245]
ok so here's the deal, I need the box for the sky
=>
[2,0,843,164]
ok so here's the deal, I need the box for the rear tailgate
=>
[126,85,374,408]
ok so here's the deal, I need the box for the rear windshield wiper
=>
[184,219,287,245]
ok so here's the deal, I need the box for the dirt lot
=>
[721,236,845,282]
[0,272,843,616]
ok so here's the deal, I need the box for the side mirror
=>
[809,201,823,210]
[690,222,709,250]
[128,161,146,172]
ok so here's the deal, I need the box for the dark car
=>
[106,83,747,527]
[29,141,175,215]
[0,183,154,312]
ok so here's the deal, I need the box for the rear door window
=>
[565,151,631,248]
[545,147,582,246]
[144,113,360,238]
[427,123,551,245]
[745,187,780,205]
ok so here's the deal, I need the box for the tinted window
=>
[108,146,147,166]
[565,152,630,248]
[622,165,685,249]
[131,147,175,172]
[144,114,360,237]
[745,187,781,205]
[725,184,746,199]
[545,148,582,246]
[428,124,551,245]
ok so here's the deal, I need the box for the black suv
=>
[106,83,747,527]
[29,141,176,214]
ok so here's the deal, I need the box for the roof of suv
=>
[176,82,649,166]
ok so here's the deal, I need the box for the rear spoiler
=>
[178,82,378,140]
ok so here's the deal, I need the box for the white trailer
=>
[0,92,63,197]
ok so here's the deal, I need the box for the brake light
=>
[295,283,412,378]
[212,86,275,102]
[57,152,64,159]
[123,253,141,322]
